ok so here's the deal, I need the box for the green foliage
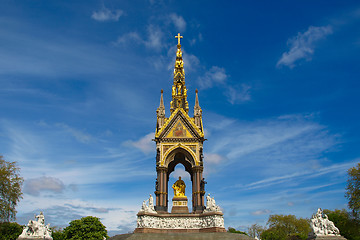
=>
[0,222,23,240]
[228,227,248,235]
[248,223,266,239]
[51,226,66,240]
[0,156,24,222]
[345,163,360,219]
[63,216,109,240]
[323,209,360,240]
[261,214,310,240]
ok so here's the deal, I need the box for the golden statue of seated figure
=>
[172,176,186,198]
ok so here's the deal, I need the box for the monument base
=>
[135,211,226,233]
[109,232,255,240]
[171,196,189,214]
[307,236,347,240]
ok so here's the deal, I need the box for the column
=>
[192,166,204,213]
[155,166,168,212]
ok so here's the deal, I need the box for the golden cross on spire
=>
[175,33,183,45]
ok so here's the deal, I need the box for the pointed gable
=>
[155,108,204,139]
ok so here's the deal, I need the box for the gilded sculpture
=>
[172,176,186,197]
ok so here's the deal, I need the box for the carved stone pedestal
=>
[135,211,226,233]
[171,196,189,214]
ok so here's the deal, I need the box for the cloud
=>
[198,66,228,89]
[204,112,341,183]
[91,7,124,22]
[225,84,251,104]
[145,25,164,50]
[197,66,250,104]
[169,14,186,32]
[277,25,333,68]
[56,123,92,143]
[190,33,203,46]
[242,162,353,191]
[17,196,139,233]
[205,153,225,164]
[113,32,143,46]
[251,209,271,215]
[24,176,65,196]
[123,133,154,154]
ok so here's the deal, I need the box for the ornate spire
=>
[194,89,202,129]
[156,89,165,131]
[170,33,189,113]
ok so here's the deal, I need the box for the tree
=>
[227,227,248,235]
[51,226,65,240]
[323,209,360,240]
[0,222,23,240]
[248,223,266,239]
[0,156,23,222]
[261,214,311,240]
[63,216,108,240]
[345,163,360,219]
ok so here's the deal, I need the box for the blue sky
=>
[1,0,360,236]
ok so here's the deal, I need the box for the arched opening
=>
[168,163,192,212]
[156,147,204,213]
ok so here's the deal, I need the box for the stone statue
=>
[309,208,340,236]
[155,178,159,192]
[200,178,207,192]
[18,212,53,240]
[149,194,154,209]
[172,177,186,197]
[204,193,221,212]
[139,194,156,213]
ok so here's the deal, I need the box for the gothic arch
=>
[154,146,204,213]
[164,146,196,176]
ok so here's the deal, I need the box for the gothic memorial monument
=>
[135,34,225,233]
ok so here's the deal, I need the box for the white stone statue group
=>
[310,208,340,236]
[18,212,53,240]
[140,194,156,213]
[204,193,222,212]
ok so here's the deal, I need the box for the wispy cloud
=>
[145,25,164,50]
[91,7,124,22]
[169,14,186,32]
[198,66,228,89]
[123,133,154,154]
[251,209,271,215]
[225,84,251,104]
[277,25,333,68]
[204,113,340,178]
[205,153,225,164]
[56,123,92,144]
[241,162,353,191]
[197,67,251,104]
[113,32,143,46]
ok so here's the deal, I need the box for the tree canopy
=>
[323,209,360,240]
[227,227,248,235]
[63,216,108,240]
[345,162,360,219]
[261,214,310,240]
[248,223,265,239]
[0,222,23,240]
[0,156,23,222]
